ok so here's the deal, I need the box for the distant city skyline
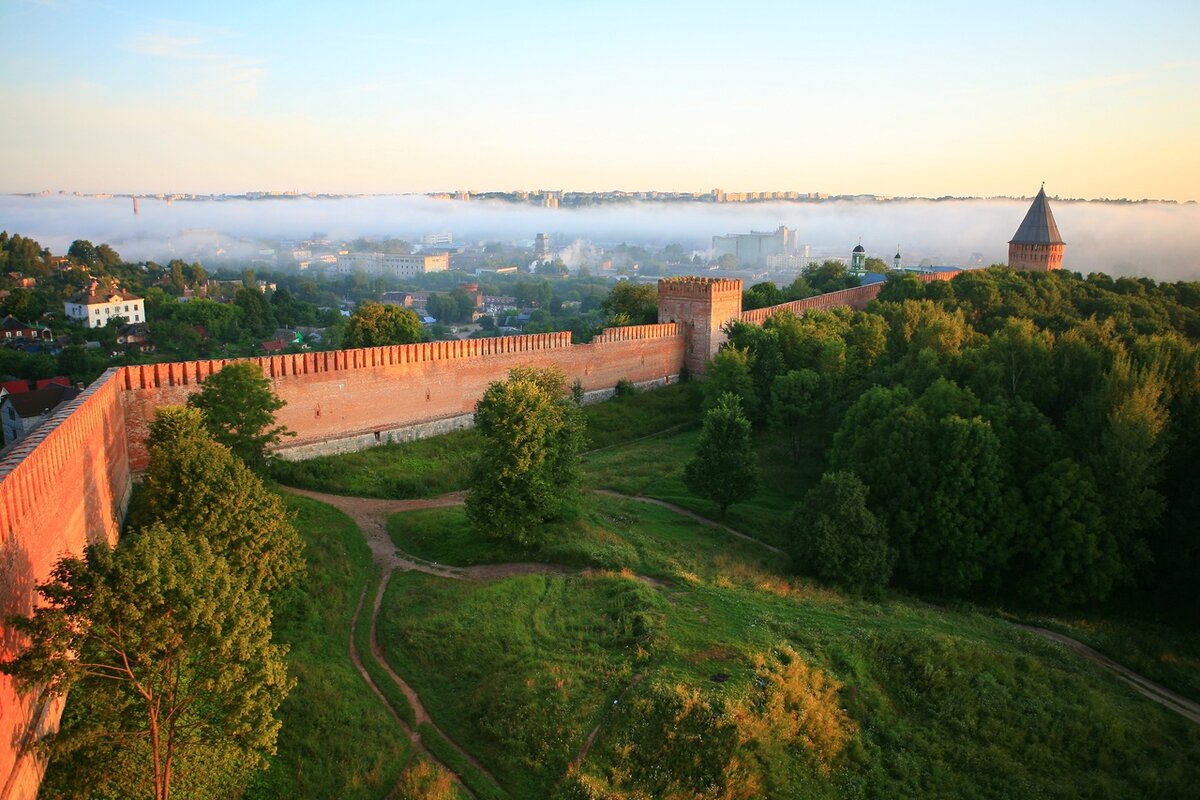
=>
[2,1,1198,200]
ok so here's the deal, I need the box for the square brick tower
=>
[1008,186,1065,271]
[657,277,743,375]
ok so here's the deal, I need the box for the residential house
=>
[1,382,81,447]
[116,323,154,352]
[64,281,145,329]
[1,315,54,343]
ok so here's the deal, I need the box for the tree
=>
[769,369,822,460]
[684,393,759,515]
[830,384,1009,596]
[1,523,293,800]
[465,366,585,545]
[235,287,277,339]
[790,471,893,597]
[132,406,303,594]
[702,345,758,419]
[803,260,860,293]
[343,301,423,347]
[743,281,784,310]
[601,282,658,325]
[1,286,45,321]
[187,362,293,468]
[67,239,100,267]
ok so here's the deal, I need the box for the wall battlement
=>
[120,332,576,390]
[656,276,742,297]
[0,273,963,799]
[592,322,682,343]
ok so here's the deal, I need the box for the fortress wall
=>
[739,272,957,326]
[739,282,886,325]
[0,369,131,799]
[121,325,685,469]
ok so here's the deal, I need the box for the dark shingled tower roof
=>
[1009,186,1064,245]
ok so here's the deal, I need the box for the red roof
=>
[1,379,30,394]
[36,376,71,390]
[261,339,287,353]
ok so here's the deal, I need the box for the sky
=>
[1,0,1199,199]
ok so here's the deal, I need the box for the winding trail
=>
[1016,624,1200,726]
[284,487,503,796]
[591,489,786,555]
[285,480,1199,798]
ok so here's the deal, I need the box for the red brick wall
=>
[120,327,686,470]
[0,369,130,800]
[739,272,958,326]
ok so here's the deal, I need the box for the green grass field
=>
[268,383,700,499]
[247,493,412,800]
[387,493,785,579]
[374,498,1200,799]
[581,427,820,551]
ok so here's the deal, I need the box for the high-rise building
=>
[534,233,551,259]
[711,226,796,267]
[1008,186,1065,271]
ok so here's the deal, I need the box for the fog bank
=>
[1,194,1197,281]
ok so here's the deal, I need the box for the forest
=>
[706,267,1199,616]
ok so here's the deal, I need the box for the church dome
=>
[852,244,865,253]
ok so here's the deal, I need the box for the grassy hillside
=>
[247,493,412,799]
[376,497,1200,799]
[268,382,699,498]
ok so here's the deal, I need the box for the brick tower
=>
[1008,186,1065,271]
[657,277,743,375]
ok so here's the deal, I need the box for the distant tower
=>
[851,240,866,272]
[893,246,902,272]
[534,233,551,260]
[1008,185,1065,271]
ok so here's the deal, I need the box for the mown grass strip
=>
[353,569,418,728]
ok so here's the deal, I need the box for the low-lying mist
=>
[2,194,1198,281]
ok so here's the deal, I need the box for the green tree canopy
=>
[684,393,759,515]
[343,301,423,347]
[187,362,293,468]
[790,470,893,597]
[465,366,586,545]
[1,522,293,800]
[601,282,658,326]
[133,406,303,594]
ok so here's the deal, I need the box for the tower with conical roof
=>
[851,240,866,272]
[1008,185,1065,271]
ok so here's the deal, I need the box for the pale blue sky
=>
[2,0,1197,198]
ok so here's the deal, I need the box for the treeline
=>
[708,267,1200,612]
[742,260,863,310]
